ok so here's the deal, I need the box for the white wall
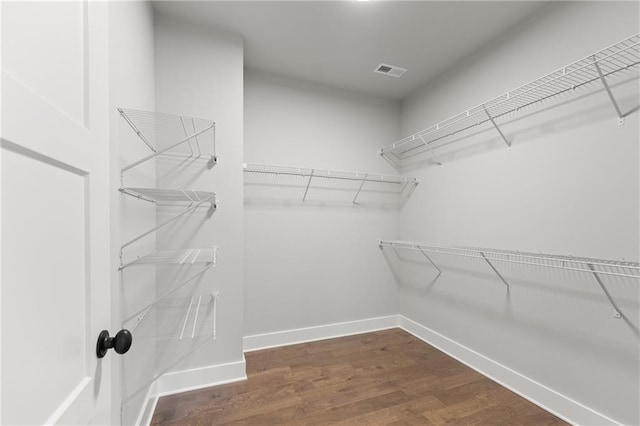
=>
[396,2,639,424]
[108,2,156,425]
[153,11,245,382]
[243,71,402,337]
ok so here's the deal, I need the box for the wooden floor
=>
[151,329,566,425]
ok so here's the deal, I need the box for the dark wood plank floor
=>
[151,328,567,425]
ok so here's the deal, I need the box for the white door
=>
[1,1,114,424]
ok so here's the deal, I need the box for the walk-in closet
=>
[1,1,639,425]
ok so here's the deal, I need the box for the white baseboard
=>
[243,315,400,352]
[137,385,158,426]
[397,315,619,426]
[156,356,247,397]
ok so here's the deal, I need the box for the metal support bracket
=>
[121,196,215,251]
[119,188,156,204]
[418,135,443,165]
[587,263,622,318]
[483,106,511,149]
[353,173,367,204]
[593,56,625,125]
[417,247,442,279]
[480,252,510,292]
[303,169,314,201]
[118,108,156,152]
[379,149,402,170]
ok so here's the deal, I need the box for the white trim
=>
[44,377,91,425]
[243,315,400,352]
[135,382,158,426]
[397,315,621,426]
[156,356,247,397]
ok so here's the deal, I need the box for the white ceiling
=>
[153,1,547,100]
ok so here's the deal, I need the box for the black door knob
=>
[96,329,132,358]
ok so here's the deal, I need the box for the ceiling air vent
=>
[374,63,407,78]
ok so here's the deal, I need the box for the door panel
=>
[1,1,112,424]
[1,146,88,425]
[2,1,86,124]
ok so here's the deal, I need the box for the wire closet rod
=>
[243,162,418,184]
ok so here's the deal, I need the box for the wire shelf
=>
[379,240,639,318]
[380,33,640,165]
[120,292,219,409]
[379,240,640,278]
[118,108,217,173]
[119,188,217,253]
[120,187,216,204]
[119,247,218,270]
[124,292,219,342]
[243,162,419,203]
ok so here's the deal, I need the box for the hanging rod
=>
[243,162,419,203]
[118,108,217,174]
[379,33,640,166]
[379,240,639,318]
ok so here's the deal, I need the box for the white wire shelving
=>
[117,108,219,260]
[118,108,217,173]
[124,292,219,342]
[119,187,216,205]
[121,292,219,408]
[117,108,221,420]
[379,240,640,318]
[243,162,419,203]
[119,188,216,260]
[119,247,218,270]
[379,33,640,167]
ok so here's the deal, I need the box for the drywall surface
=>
[396,2,639,424]
[244,70,402,336]
[154,12,245,376]
[108,2,156,424]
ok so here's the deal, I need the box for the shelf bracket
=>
[211,291,219,338]
[418,135,443,165]
[379,151,402,170]
[303,169,314,201]
[122,263,215,328]
[587,263,622,318]
[405,179,419,199]
[118,108,156,153]
[353,174,368,204]
[480,252,510,292]
[179,115,195,158]
[593,56,625,125]
[120,196,215,251]
[417,246,442,279]
[119,187,156,204]
[129,306,153,333]
[121,123,215,173]
[179,297,196,341]
[483,106,511,149]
